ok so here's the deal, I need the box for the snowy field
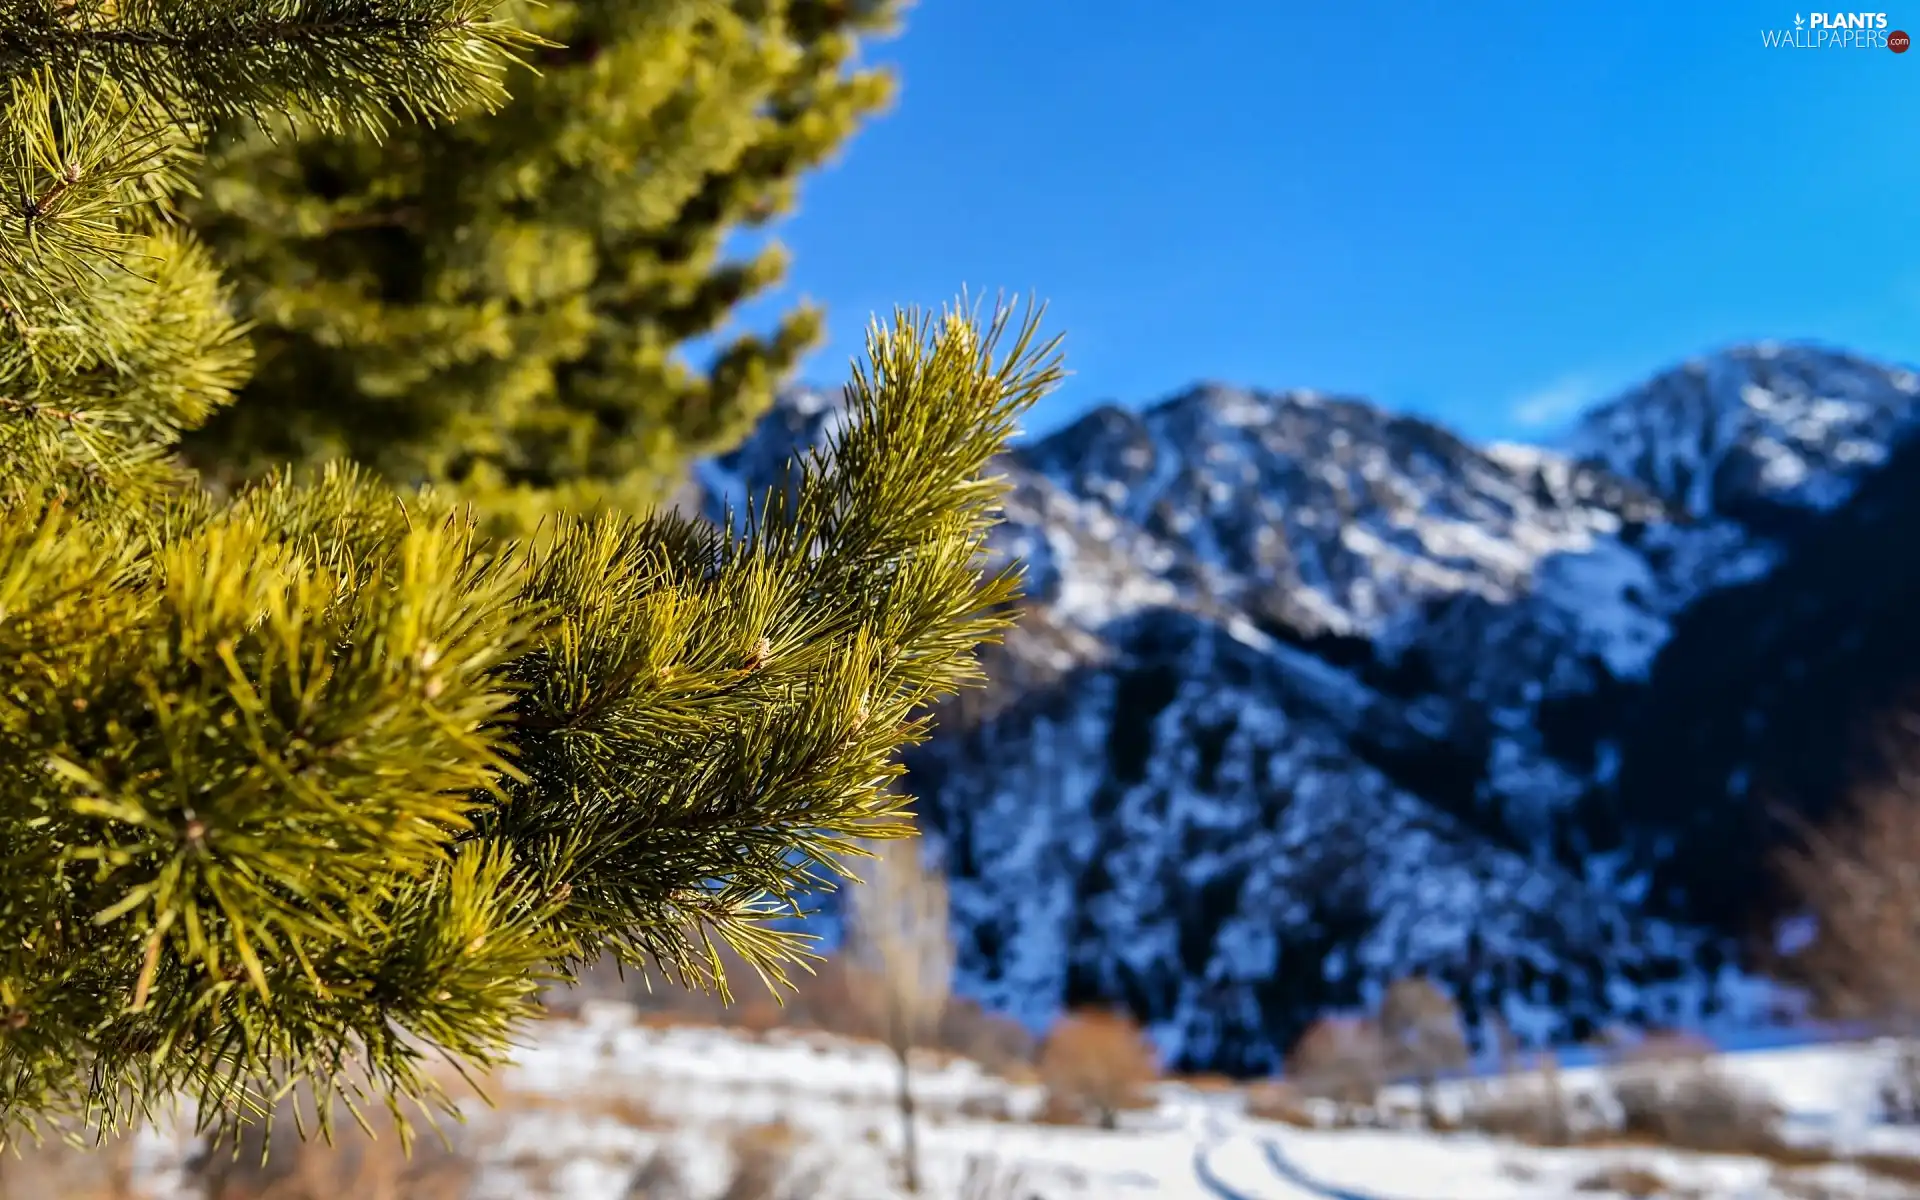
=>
[113,1002,1920,1199]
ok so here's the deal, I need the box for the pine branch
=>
[491,300,1061,993]
[0,71,197,316]
[0,303,1060,1145]
[0,0,542,136]
[0,224,250,509]
[0,0,1061,1150]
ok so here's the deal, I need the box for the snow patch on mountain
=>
[1019,386,1677,641]
[1565,342,1920,521]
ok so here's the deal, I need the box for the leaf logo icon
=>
[1794,12,1805,25]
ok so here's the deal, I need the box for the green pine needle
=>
[0,0,1057,1151]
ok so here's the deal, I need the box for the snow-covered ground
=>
[117,1006,1920,1199]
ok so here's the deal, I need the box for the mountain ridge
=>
[702,339,1920,1071]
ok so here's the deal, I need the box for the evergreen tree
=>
[0,0,1056,1146]
[180,0,900,529]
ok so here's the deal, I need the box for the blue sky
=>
[726,0,1919,444]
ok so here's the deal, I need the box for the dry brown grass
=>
[623,1149,696,1199]
[1853,1151,1920,1184]
[1766,1170,1851,1200]
[1607,1033,1783,1155]
[0,1060,645,1200]
[552,948,1036,1077]
[1458,1080,1570,1145]
[719,1120,822,1200]
[955,1090,1017,1123]
[497,1080,664,1130]
[1571,1162,1682,1197]
[1244,1080,1316,1128]
[0,1056,492,1200]
[1450,1031,1868,1173]
[1459,1050,1608,1146]
[1464,1061,1789,1161]
[0,1052,892,1200]
[191,1083,478,1200]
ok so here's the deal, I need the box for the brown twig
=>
[0,395,87,423]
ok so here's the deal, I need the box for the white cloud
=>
[1509,376,1594,428]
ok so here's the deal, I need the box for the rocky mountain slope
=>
[701,341,1920,1073]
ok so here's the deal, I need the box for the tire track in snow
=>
[1189,1108,1315,1200]
[1259,1136,1411,1200]
[1193,1141,1263,1200]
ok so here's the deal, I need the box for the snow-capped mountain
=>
[703,342,1920,1073]
[1566,342,1920,524]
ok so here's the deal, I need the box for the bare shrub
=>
[1454,1050,1579,1146]
[1037,1009,1159,1129]
[1378,976,1468,1126]
[1777,730,1920,1033]
[1607,1033,1782,1153]
[1777,715,1920,1123]
[1609,1031,1716,1139]
[1286,1016,1386,1122]
[844,835,954,1194]
[938,995,1036,1075]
